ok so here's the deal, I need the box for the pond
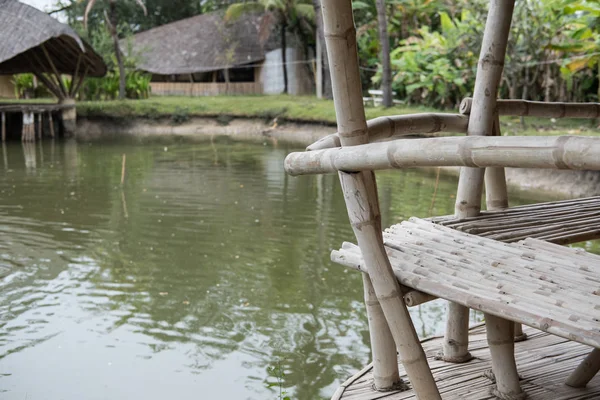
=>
[0,137,582,400]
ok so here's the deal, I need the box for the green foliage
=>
[80,70,151,101]
[266,362,291,400]
[12,73,53,99]
[171,107,190,124]
[387,9,482,108]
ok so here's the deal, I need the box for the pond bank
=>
[76,115,600,198]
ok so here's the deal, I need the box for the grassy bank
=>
[76,95,598,135]
[76,95,432,125]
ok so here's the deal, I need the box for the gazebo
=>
[0,0,106,140]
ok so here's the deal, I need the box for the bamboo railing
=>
[284,135,600,175]
[306,113,468,150]
[460,97,600,118]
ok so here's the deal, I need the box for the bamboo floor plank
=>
[333,325,600,400]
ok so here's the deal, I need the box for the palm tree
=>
[225,0,314,94]
[84,0,147,100]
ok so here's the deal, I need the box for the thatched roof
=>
[128,11,271,75]
[0,0,106,77]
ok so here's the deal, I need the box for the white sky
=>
[20,0,56,11]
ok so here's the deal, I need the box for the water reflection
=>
[0,137,592,400]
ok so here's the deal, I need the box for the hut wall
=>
[0,76,15,99]
[261,48,313,95]
[150,81,262,96]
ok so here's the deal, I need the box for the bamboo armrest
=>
[285,135,600,176]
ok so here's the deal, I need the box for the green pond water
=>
[0,137,590,400]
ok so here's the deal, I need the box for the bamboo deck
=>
[333,325,600,400]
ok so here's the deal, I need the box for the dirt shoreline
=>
[76,116,600,198]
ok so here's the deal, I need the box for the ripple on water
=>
[0,139,570,400]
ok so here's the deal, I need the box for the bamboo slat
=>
[331,218,600,349]
[332,325,600,400]
[433,196,600,244]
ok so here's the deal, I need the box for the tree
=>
[84,0,147,100]
[312,0,332,98]
[375,0,392,107]
[225,0,315,94]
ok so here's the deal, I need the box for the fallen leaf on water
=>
[159,292,168,296]
[182,300,190,305]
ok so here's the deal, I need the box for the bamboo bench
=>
[284,0,600,398]
[332,218,600,350]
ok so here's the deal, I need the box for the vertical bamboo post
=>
[485,313,523,398]
[455,0,515,217]
[2,142,7,170]
[37,113,42,140]
[484,115,509,211]
[322,0,440,396]
[1,112,5,142]
[22,112,34,142]
[565,348,600,388]
[48,112,55,138]
[444,0,516,364]
[363,275,402,389]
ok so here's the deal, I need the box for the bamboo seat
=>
[430,196,600,245]
[332,217,600,349]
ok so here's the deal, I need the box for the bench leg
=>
[440,302,473,362]
[485,313,524,399]
[566,348,600,388]
[513,323,527,342]
[363,274,405,391]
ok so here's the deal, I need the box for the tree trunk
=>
[224,68,230,95]
[375,0,392,107]
[110,1,126,100]
[313,0,332,98]
[281,22,288,94]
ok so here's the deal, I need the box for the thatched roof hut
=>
[128,11,313,96]
[0,0,106,78]
[128,11,268,76]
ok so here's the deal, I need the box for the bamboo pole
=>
[284,135,600,175]
[455,0,515,218]
[48,112,55,138]
[41,44,68,98]
[21,112,35,142]
[565,348,600,388]
[321,0,439,396]
[484,116,509,211]
[1,112,5,142]
[307,113,468,151]
[120,154,126,186]
[451,7,515,368]
[2,142,7,170]
[36,113,42,140]
[363,275,403,389]
[460,97,600,119]
[485,313,524,399]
